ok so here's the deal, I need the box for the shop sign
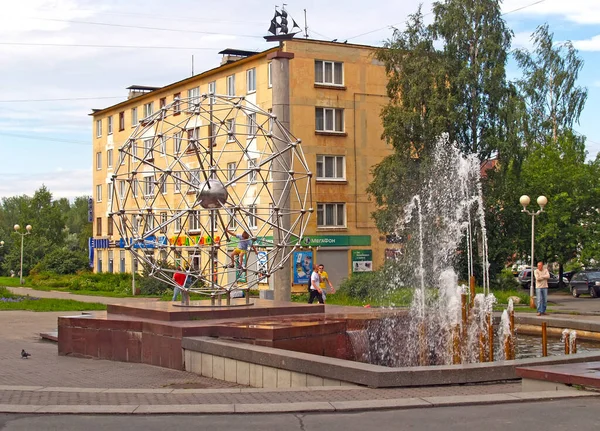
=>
[292,251,313,285]
[352,250,373,272]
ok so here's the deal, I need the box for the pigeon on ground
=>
[21,349,31,359]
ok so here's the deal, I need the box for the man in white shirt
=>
[308,264,324,304]
[534,261,550,316]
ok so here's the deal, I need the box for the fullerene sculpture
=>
[110,94,312,299]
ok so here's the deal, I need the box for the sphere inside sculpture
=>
[197,179,228,209]
[109,94,312,298]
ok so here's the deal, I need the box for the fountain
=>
[365,135,501,367]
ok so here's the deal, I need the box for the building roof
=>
[90,38,380,117]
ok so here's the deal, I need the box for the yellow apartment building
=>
[90,38,397,291]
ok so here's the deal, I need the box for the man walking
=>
[534,261,550,316]
[308,264,324,304]
[318,264,335,302]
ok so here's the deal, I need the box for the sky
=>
[0,0,599,199]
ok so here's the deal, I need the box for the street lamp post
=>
[14,224,32,285]
[519,195,548,309]
[0,241,4,248]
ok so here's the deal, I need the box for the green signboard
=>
[247,235,372,248]
[352,250,373,272]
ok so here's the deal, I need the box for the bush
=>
[31,248,89,275]
[491,268,521,291]
[337,271,383,300]
[29,271,132,295]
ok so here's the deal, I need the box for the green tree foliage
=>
[0,186,92,277]
[514,24,588,145]
[431,0,512,160]
[368,7,453,232]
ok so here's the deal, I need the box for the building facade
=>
[91,39,395,290]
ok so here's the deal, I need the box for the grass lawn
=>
[0,287,107,312]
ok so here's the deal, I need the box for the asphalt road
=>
[1,398,600,431]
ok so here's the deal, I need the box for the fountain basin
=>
[182,336,600,388]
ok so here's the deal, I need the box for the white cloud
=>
[0,169,91,199]
[573,34,600,51]
[503,0,600,25]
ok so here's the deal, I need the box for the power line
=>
[0,132,89,146]
[0,42,230,50]
[502,0,546,16]
[0,96,122,103]
[52,10,266,26]
[29,17,263,39]
[345,0,547,42]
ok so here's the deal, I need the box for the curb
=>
[0,390,596,415]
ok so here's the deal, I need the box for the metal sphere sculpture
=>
[110,94,312,298]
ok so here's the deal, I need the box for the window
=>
[107,116,113,134]
[159,135,166,156]
[187,127,200,151]
[174,132,182,154]
[315,60,344,86]
[317,203,346,227]
[248,205,257,229]
[143,138,153,160]
[143,102,154,118]
[208,81,216,103]
[108,250,114,273]
[118,180,126,198]
[96,119,102,138]
[159,174,167,194]
[189,210,200,231]
[229,213,237,229]
[207,123,216,147]
[97,250,103,273]
[247,113,257,139]
[120,250,126,273]
[227,162,236,182]
[96,184,102,202]
[118,111,125,131]
[146,214,155,231]
[315,107,344,132]
[246,68,256,93]
[268,62,272,88]
[144,175,155,197]
[160,97,166,109]
[96,152,102,170]
[131,107,138,126]
[248,158,257,183]
[132,179,139,197]
[316,155,345,180]
[174,216,182,232]
[187,87,199,111]
[107,216,114,236]
[226,119,235,142]
[160,212,167,233]
[131,140,139,159]
[107,149,113,168]
[226,74,235,96]
[173,93,181,114]
[107,184,113,202]
[189,169,201,191]
[96,217,102,236]
[174,172,182,192]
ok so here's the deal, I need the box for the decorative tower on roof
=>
[265,5,301,42]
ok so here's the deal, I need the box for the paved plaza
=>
[0,287,599,414]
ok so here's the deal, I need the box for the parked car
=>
[569,270,600,298]
[517,269,567,289]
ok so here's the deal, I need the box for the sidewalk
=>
[5,286,161,305]
[1,290,599,414]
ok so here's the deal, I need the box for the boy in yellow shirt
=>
[318,264,335,301]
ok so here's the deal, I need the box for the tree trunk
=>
[558,262,564,289]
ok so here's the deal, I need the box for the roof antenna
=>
[303,9,308,38]
[191,55,194,76]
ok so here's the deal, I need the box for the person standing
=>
[172,266,187,302]
[308,264,324,304]
[318,264,335,302]
[534,261,550,316]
